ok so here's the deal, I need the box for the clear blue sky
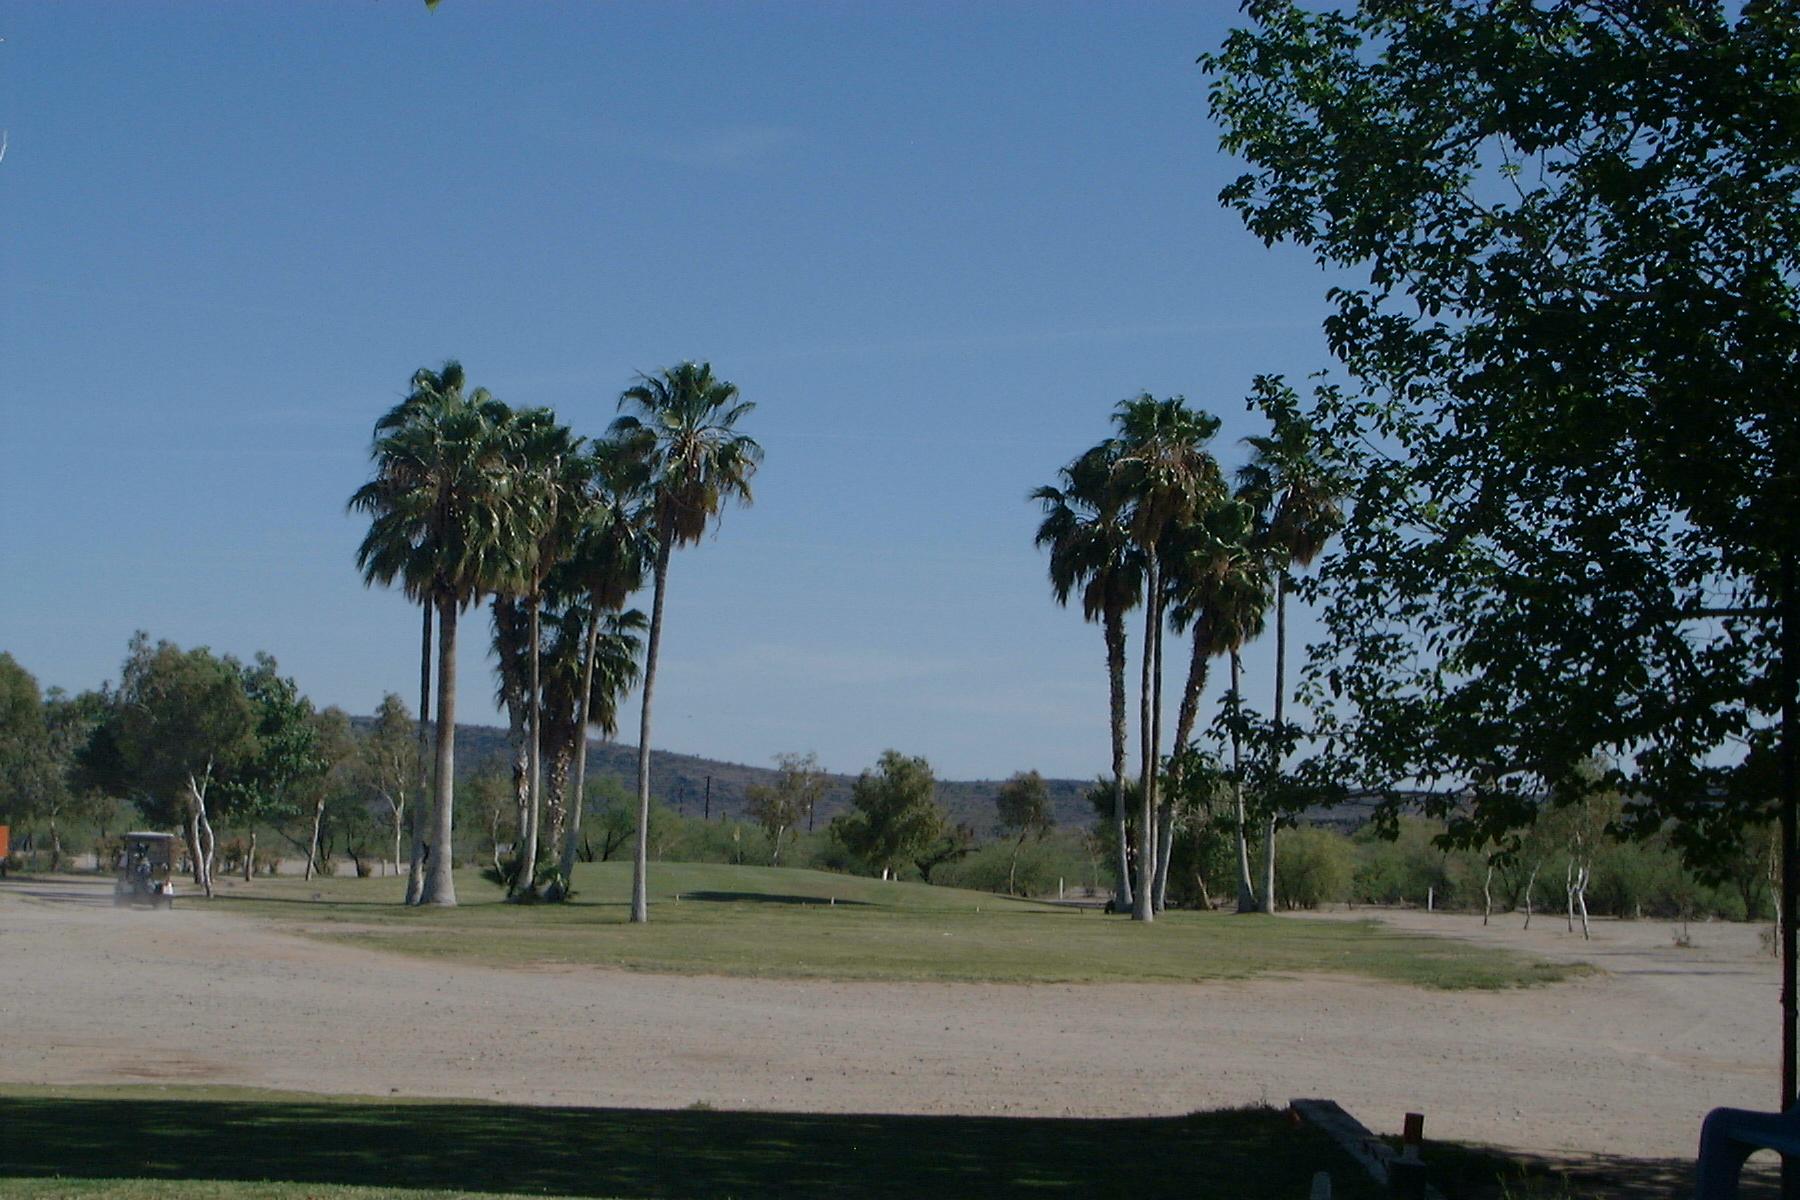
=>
[1,2,1343,781]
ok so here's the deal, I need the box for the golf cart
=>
[114,832,177,909]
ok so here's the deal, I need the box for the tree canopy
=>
[831,750,946,880]
[1204,0,1800,1110]
[1204,0,1800,863]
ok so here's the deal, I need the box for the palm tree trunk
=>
[1104,606,1134,911]
[1261,572,1286,915]
[632,541,672,924]
[1134,555,1158,923]
[422,594,459,906]
[406,601,432,905]
[1155,618,1212,911]
[1231,650,1257,912]
[554,593,605,897]
[1150,591,1164,885]
[517,592,544,894]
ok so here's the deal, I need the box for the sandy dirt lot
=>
[0,876,1778,1164]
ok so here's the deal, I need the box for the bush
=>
[1351,816,1452,907]
[1276,826,1354,910]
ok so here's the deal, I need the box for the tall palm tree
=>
[350,363,516,907]
[494,408,585,897]
[1238,386,1343,915]
[1033,439,1142,912]
[1111,394,1226,922]
[611,362,761,924]
[1154,496,1259,910]
[1194,534,1270,912]
[550,439,654,899]
[350,361,464,904]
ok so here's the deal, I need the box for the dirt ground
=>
[0,876,1779,1166]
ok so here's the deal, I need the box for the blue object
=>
[1695,1102,1800,1200]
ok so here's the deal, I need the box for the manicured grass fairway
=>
[207,862,1581,989]
[0,1086,1386,1200]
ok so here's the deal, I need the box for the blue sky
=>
[1,2,1344,781]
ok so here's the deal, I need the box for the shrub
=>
[1276,826,1354,910]
[1351,816,1452,907]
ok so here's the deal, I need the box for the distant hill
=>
[365,719,1387,836]
[379,720,1097,832]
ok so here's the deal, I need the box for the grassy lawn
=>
[201,862,1582,989]
[0,1086,1385,1200]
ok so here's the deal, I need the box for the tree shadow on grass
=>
[0,1097,1387,1200]
[678,891,871,907]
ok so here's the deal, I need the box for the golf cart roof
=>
[123,832,178,842]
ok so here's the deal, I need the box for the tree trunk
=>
[553,592,605,900]
[184,808,205,891]
[392,799,404,879]
[1156,617,1213,913]
[517,592,544,895]
[422,594,459,906]
[1523,862,1540,930]
[1780,549,1798,1131]
[1134,554,1159,923]
[407,600,432,906]
[1231,651,1257,912]
[1261,571,1286,916]
[1104,605,1134,912]
[1149,584,1166,909]
[1483,862,1494,926]
[1574,864,1591,940]
[304,795,326,881]
[632,541,673,924]
[1565,858,1576,933]
[244,828,256,882]
[187,770,216,900]
[507,712,528,862]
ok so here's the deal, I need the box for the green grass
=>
[203,862,1582,989]
[0,1086,1384,1200]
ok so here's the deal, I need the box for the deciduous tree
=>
[831,750,945,881]
[1205,0,1800,1104]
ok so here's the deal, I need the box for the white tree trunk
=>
[186,765,216,899]
[631,543,672,924]
[304,796,326,881]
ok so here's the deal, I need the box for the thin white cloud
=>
[650,124,799,169]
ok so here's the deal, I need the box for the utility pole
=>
[704,775,712,822]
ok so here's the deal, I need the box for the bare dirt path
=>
[0,876,1777,1163]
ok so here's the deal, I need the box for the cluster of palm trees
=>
[350,360,760,916]
[1034,383,1340,921]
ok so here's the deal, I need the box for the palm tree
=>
[539,603,646,876]
[1111,394,1226,922]
[1033,439,1142,912]
[350,363,516,907]
[350,361,463,904]
[611,362,761,923]
[549,439,654,899]
[494,408,585,897]
[1196,534,1270,912]
[1154,495,1260,910]
[1238,384,1343,915]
